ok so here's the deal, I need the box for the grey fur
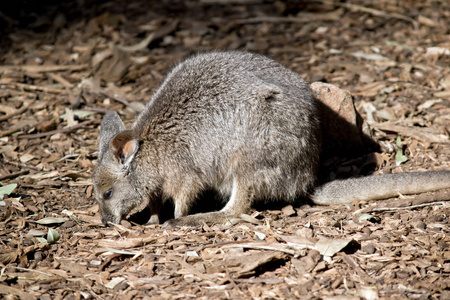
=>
[92,51,450,226]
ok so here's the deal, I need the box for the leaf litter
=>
[0,0,449,299]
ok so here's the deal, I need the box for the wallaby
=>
[92,51,450,226]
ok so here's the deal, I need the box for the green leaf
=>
[396,136,402,147]
[395,136,408,166]
[359,214,374,222]
[0,184,17,200]
[47,228,60,243]
[36,237,48,244]
[395,149,408,166]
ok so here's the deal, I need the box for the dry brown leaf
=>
[224,250,289,278]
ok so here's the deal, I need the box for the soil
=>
[0,0,449,299]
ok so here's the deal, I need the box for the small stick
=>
[0,127,22,138]
[0,83,67,94]
[369,201,447,212]
[4,161,43,171]
[0,64,88,73]
[336,2,419,29]
[353,189,450,215]
[47,73,74,88]
[18,120,95,139]
[235,16,310,25]
[0,98,37,122]
[8,266,56,277]
[0,170,29,181]
[0,120,39,138]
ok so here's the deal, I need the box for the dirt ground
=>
[1,0,450,299]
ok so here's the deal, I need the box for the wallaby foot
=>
[164,177,254,227]
[163,211,234,227]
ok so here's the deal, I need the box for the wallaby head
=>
[92,111,141,225]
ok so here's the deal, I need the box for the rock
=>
[311,82,379,161]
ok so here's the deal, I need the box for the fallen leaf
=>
[19,153,35,163]
[315,238,354,257]
[351,51,389,61]
[34,217,69,225]
[47,228,61,243]
[0,184,17,199]
[225,250,289,278]
[105,277,126,289]
[26,229,47,237]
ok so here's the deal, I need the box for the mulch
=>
[0,0,449,299]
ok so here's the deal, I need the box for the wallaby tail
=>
[312,170,450,205]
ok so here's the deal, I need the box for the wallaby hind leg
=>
[164,178,254,227]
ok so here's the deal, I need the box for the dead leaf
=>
[315,238,355,257]
[224,250,289,278]
[34,217,69,225]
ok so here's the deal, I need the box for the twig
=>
[235,16,310,25]
[115,20,179,53]
[0,64,88,73]
[4,161,43,171]
[0,83,68,94]
[234,8,344,25]
[9,266,56,277]
[18,120,95,139]
[0,127,22,138]
[326,1,419,29]
[369,201,447,212]
[353,189,450,215]
[47,73,74,88]
[0,120,39,138]
[0,10,19,25]
[0,98,37,122]
[99,91,132,108]
[0,170,29,181]
[371,122,449,144]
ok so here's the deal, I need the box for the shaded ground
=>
[1,0,449,299]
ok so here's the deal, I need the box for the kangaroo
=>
[92,51,450,226]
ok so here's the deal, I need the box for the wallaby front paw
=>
[146,214,160,225]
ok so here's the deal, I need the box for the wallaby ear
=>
[99,111,126,160]
[110,130,139,167]
[255,84,282,102]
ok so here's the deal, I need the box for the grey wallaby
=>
[92,51,450,226]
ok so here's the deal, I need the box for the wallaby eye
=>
[103,189,113,200]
